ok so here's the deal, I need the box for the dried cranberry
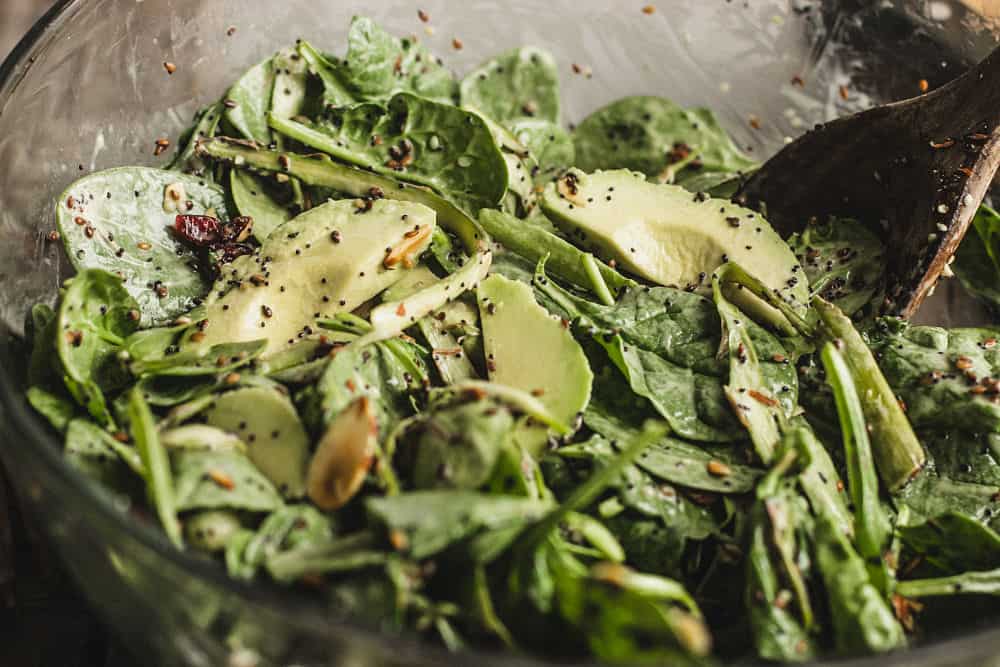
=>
[175,215,221,246]
[220,216,254,243]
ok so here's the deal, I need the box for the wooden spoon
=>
[737,45,1000,318]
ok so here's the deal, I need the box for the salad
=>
[22,14,1000,665]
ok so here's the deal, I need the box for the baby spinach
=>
[302,338,426,438]
[269,93,508,213]
[787,217,885,317]
[953,204,1000,314]
[813,512,906,655]
[172,448,283,513]
[510,119,575,183]
[573,96,756,181]
[64,418,143,491]
[900,511,1000,575]
[338,16,456,104]
[366,490,551,560]
[407,398,515,490]
[297,40,355,108]
[460,47,561,125]
[745,485,817,662]
[167,100,224,177]
[597,333,742,443]
[27,386,77,434]
[57,168,228,325]
[868,320,1000,434]
[229,169,293,243]
[225,58,275,143]
[56,269,139,427]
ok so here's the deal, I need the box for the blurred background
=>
[0,4,120,667]
[0,0,51,58]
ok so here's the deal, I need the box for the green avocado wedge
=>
[184,198,435,357]
[542,169,808,313]
[478,274,592,455]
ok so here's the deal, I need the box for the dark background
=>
[0,7,131,667]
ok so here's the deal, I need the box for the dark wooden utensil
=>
[738,45,1000,318]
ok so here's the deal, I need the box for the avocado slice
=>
[478,274,592,455]
[203,384,311,498]
[541,169,808,312]
[189,198,435,356]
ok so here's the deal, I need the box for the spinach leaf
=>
[460,47,561,125]
[895,470,1000,531]
[297,40,356,108]
[595,333,742,443]
[953,204,1000,314]
[136,374,220,407]
[225,57,275,143]
[919,430,1000,487]
[868,320,1000,435]
[782,424,852,539]
[746,486,817,662]
[57,168,228,325]
[172,449,283,513]
[573,96,755,181]
[128,387,183,548]
[338,16,456,104]
[554,557,711,664]
[64,418,143,491]
[786,217,885,317]
[229,168,293,243]
[269,92,507,212]
[538,271,720,373]
[406,398,516,490]
[301,338,426,439]
[812,512,906,655]
[900,511,1000,575]
[510,119,575,183]
[167,100,224,177]
[57,269,139,427]
[231,504,335,580]
[559,435,760,495]
[366,491,551,560]
[27,386,77,433]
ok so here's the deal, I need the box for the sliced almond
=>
[383,224,433,268]
[307,396,377,511]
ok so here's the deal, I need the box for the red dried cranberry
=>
[212,242,254,265]
[175,214,221,246]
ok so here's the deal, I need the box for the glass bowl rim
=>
[1,2,1000,665]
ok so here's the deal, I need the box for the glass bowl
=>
[1,1,999,665]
